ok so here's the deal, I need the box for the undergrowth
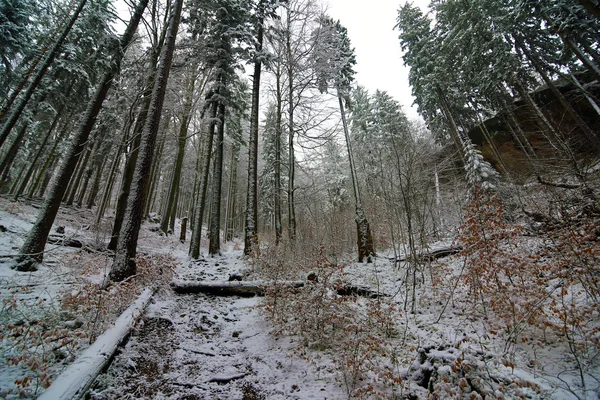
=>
[0,252,175,398]
[435,186,600,398]
[256,245,407,399]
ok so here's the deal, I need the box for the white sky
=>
[325,0,430,121]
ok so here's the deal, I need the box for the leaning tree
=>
[312,16,374,263]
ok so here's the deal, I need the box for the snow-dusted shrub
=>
[0,285,76,398]
[60,253,176,340]
[410,343,542,399]
[0,252,175,398]
[258,245,405,398]
[456,188,549,338]
[452,186,600,394]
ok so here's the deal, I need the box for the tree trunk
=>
[224,143,239,242]
[110,0,182,282]
[160,70,195,234]
[13,94,69,200]
[0,122,29,191]
[337,89,374,263]
[0,0,89,150]
[86,154,107,209]
[244,3,265,256]
[28,109,74,199]
[65,143,92,206]
[569,73,600,116]
[17,0,149,271]
[542,10,600,82]
[144,122,167,216]
[274,63,283,245]
[513,77,582,179]
[108,64,160,250]
[209,103,226,256]
[436,88,467,166]
[189,99,219,259]
[286,29,297,241]
[180,217,188,242]
[518,41,600,149]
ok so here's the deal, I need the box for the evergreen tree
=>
[110,0,182,281]
[17,0,148,271]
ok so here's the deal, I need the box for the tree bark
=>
[189,99,219,259]
[244,1,265,256]
[0,122,30,191]
[110,0,183,282]
[578,0,600,20]
[172,280,388,298]
[274,62,283,245]
[209,103,226,256]
[108,68,159,250]
[13,93,70,201]
[518,40,600,150]
[65,143,92,206]
[17,0,149,271]
[286,33,297,241]
[224,143,239,242]
[513,77,582,179]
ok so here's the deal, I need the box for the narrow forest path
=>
[89,254,345,400]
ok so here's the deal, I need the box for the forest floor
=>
[0,196,598,399]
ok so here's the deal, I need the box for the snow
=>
[38,288,154,400]
[1,197,599,399]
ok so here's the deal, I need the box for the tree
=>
[109,0,183,282]
[313,16,374,263]
[17,0,149,271]
[0,0,89,150]
[160,65,198,235]
[244,0,279,255]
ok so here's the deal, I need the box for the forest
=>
[0,0,599,398]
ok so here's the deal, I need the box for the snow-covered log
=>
[172,280,389,298]
[38,287,155,400]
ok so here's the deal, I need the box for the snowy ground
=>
[0,196,598,399]
[90,256,346,399]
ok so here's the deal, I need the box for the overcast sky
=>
[325,0,430,121]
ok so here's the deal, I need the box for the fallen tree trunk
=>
[392,246,462,263]
[47,234,84,248]
[38,287,155,400]
[171,280,389,298]
[172,280,304,296]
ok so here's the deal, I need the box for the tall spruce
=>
[110,0,183,281]
[17,0,149,271]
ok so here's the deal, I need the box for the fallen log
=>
[392,246,462,263]
[38,288,155,400]
[47,234,84,248]
[171,280,304,297]
[171,280,389,298]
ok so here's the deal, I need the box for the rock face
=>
[467,74,600,181]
